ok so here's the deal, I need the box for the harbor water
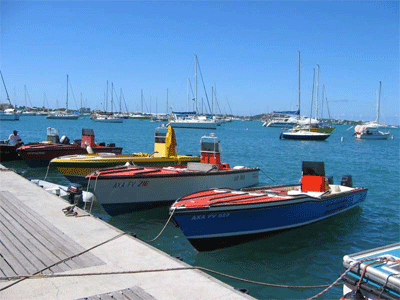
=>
[1,116,399,299]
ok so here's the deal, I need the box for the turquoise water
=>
[1,116,399,299]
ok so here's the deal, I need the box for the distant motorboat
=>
[354,123,389,140]
[46,112,80,120]
[169,112,217,129]
[0,109,19,121]
[92,113,124,123]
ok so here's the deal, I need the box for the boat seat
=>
[187,162,217,172]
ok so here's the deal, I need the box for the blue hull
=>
[172,189,367,251]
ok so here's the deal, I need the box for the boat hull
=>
[172,188,367,251]
[0,144,21,161]
[356,133,389,140]
[18,146,123,168]
[169,121,217,130]
[91,169,259,216]
[52,155,200,184]
[280,132,330,140]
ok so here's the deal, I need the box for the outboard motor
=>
[60,135,70,145]
[341,175,353,187]
[67,183,83,206]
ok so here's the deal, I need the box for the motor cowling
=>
[67,183,83,206]
[341,175,353,187]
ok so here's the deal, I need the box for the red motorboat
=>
[17,128,123,167]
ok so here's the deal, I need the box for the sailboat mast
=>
[66,75,69,111]
[310,68,315,125]
[187,78,190,111]
[0,71,12,106]
[194,54,198,114]
[166,88,169,115]
[298,51,301,118]
[377,81,382,124]
[316,64,319,119]
[111,82,113,113]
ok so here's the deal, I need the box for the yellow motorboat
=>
[50,125,199,183]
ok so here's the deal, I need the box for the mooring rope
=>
[145,207,176,242]
[260,169,279,184]
[0,232,127,291]
[3,255,397,298]
[43,162,52,181]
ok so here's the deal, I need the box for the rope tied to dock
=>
[0,232,127,292]
[145,207,176,242]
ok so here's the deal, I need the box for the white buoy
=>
[341,136,344,142]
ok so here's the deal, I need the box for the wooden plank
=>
[0,207,54,273]
[104,291,127,300]
[0,240,26,276]
[129,287,156,300]
[0,193,85,270]
[99,294,114,300]
[0,251,17,277]
[0,206,69,273]
[0,192,103,268]
[0,216,40,275]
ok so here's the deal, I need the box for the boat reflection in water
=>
[170,161,367,251]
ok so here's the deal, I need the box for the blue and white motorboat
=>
[342,243,400,300]
[170,161,367,251]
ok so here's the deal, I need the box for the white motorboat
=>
[30,179,95,204]
[169,112,217,129]
[354,123,390,140]
[87,133,259,216]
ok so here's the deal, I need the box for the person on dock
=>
[8,130,23,146]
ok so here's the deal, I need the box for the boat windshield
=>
[302,161,325,176]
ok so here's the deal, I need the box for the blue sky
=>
[1,1,399,124]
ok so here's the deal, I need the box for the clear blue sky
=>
[1,1,399,124]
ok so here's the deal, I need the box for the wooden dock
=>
[0,165,255,300]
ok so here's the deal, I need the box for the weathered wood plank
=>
[0,191,104,276]
[129,286,156,300]
[0,250,17,277]
[0,207,54,273]
[0,193,87,269]
[0,216,41,274]
[0,192,103,268]
[0,240,26,276]
[0,205,70,273]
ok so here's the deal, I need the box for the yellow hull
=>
[51,154,200,181]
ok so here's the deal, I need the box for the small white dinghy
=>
[30,179,95,205]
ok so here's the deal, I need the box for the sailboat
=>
[46,75,79,119]
[280,53,331,141]
[354,81,390,140]
[0,71,19,121]
[92,82,123,123]
[292,63,334,133]
[169,55,217,130]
